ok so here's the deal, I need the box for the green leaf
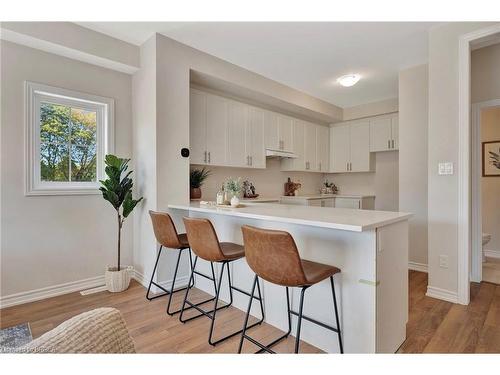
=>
[122,191,143,218]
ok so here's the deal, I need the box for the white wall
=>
[0,41,133,297]
[398,64,429,267]
[427,22,499,297]
[343,98,398,121]
[131,36,158,281]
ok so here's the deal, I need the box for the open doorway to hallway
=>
[470,41,500,285]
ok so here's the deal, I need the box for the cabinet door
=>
[322,198,335,207]
[307,199,322,207]
[334,198,361,209]
[247,107,265,168]
[190,90,207,164]
[391,115,399,150]
[330,124,350,173]
[370,117,392,152]
[264,111,279,150]
[206,94,227,166]
[292,119,305,170]
[278,115,294,152]
[227,100,248,167]
[350,120,371,172]
[316,125,329,172]
[304,123,317,171]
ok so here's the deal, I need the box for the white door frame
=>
[470,99,500,283]
[457,24,500,304]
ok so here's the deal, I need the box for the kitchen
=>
[169,81,407,353]
[188,86,399,211]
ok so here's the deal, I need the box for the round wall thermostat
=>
[181,148,190,158]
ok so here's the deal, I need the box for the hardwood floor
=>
[398,271,500,353]
[1,271,499,353]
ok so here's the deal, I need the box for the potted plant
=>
[100,155,143,293]
[190,167,211,200]
[225,177,242,207]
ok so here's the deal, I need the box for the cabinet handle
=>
[388,140,391,149]
[319,162,322,171]
[208,152,211,163]
[204,151,207,163]
[250,156,253,166]
[350,162,352,171]
[391,139,395,149]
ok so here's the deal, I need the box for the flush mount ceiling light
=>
[337,74,361,87]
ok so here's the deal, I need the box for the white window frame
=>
[25,81,114,196]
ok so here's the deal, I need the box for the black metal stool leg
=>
[238,274,258,353]
[208,262,227,345]
[294,286,308,353]
[165,248,191,315]
[330,276,343,353]
[146,245,171,300]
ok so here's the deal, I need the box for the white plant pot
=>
[230,195,240,207]
[105,266,133,293]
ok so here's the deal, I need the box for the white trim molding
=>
[426,286,459,304]
[0,28,139,75]
[484,249,500,259]
[408,261,428,273]
[132,270,190,294]
[457,23,500,305]
[0,275,105,309]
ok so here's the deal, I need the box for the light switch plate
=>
[438,162,454,175]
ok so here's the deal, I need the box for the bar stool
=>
[239,225,343,354]
[180,217,265,346]
[148,211,216,315]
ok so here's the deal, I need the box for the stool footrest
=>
[289,310,340,333]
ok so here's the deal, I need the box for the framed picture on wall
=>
[482,140,500,177]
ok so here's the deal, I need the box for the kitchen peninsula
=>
[169,202,411,353]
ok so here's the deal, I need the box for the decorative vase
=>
[105,266,133,293]
[190,187,202,200]
[230,195,240,207]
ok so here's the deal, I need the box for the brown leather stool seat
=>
[239,225,343,354]
[148,211,214,315]
[180,217,264,346]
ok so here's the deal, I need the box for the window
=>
[25,82,114,195]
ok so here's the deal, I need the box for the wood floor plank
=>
[2,272,500,353]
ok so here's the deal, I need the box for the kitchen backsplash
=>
[192,158,324,200]
[191,151,398,211]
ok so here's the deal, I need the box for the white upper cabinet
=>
[330,124,350,173]
[278,115,294,153]
[330,120,373,173]
[247,107,265,169]
[349,120,371,172]
[281,119,305,171]
[304,122,317,171]
[227,100,248,167]
[391,116,399,150]
[316,125,329,172]
[264,111,280,151]
[205,94,228,166]
[189,90,207,165]
[369,113,398,152]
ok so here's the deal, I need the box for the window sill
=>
[25,185,102,196]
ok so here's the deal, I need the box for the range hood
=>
[265,149,298,158]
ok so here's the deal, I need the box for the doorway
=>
[471,101,500,284]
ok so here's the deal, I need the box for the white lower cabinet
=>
[280,196,374,209]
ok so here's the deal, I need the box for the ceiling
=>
[78,22,437,107]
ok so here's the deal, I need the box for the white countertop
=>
[169,202,411,232]
[240,197,280,203]
[280,194,375,200]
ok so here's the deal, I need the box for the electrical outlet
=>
[439,255,449,269]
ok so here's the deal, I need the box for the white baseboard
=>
[408,261,428,273]
[426,286,458,303]
[133,270,190,293]
[0,275,105,309]
[484,249,500,259]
